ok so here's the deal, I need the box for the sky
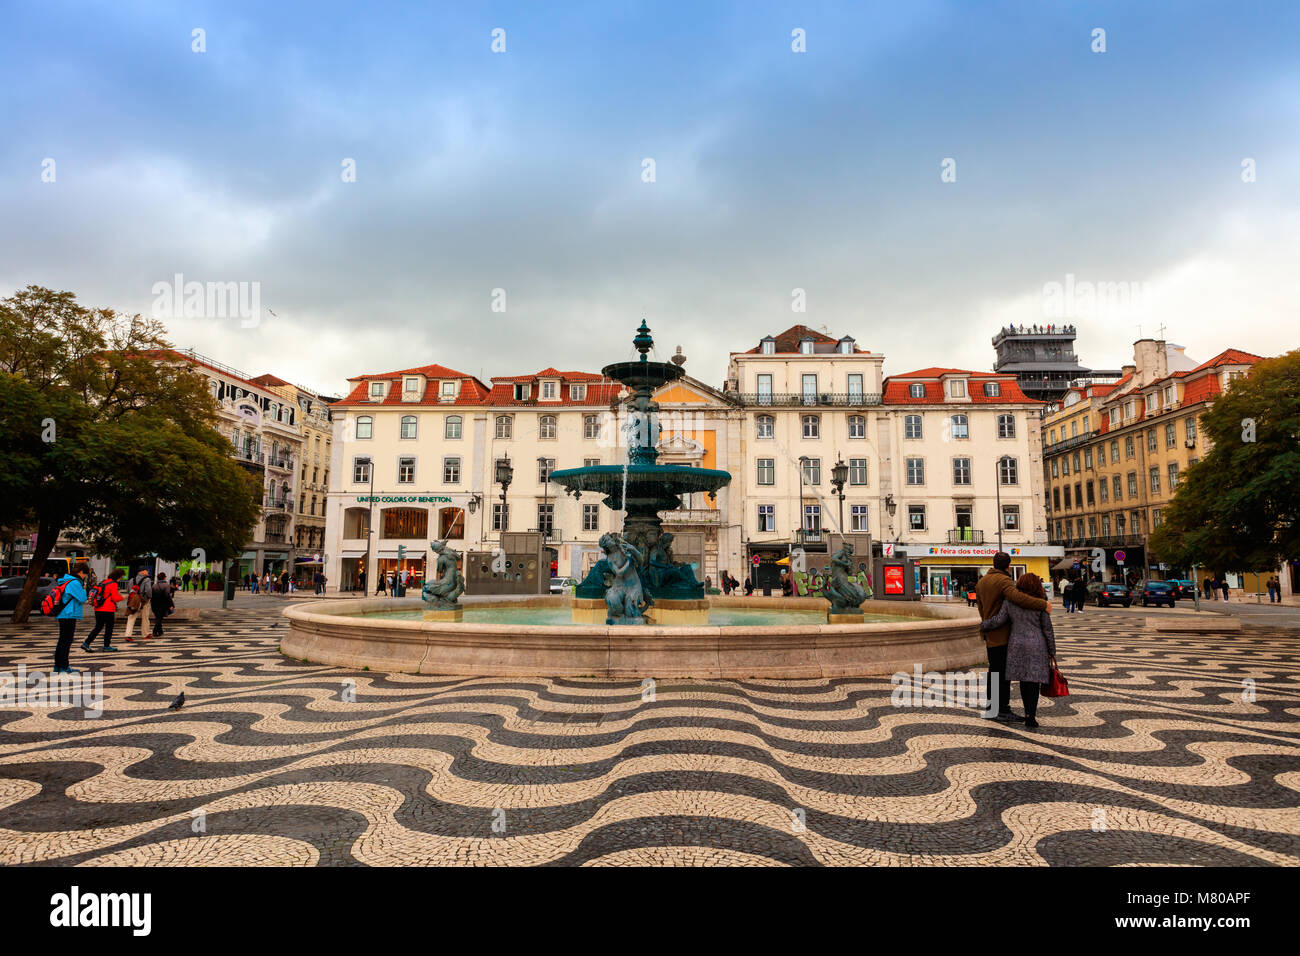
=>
[2,1,1297,397]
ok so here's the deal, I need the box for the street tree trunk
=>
[11,517,59,624]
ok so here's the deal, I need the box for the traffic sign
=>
[1114,550,1126,564]
[751,555,760,566]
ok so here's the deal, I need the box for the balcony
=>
[263,497,292,511]
[662,508,722,525]
[737,391,882,407]
[528,527,563,544]
[946,528,985,544]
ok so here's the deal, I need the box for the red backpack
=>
[40,579,74,616]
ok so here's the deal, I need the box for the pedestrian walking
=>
[1267,575,1280,603]
[975,552,1051,723]
[1203,576,1215,600]
[1219,577,1230,601]
[80,568,125,653]
[49,562,92,674]
[123,568,153,641]
[1070,577,1088,614]
[150,573,175,638]
[979,572,1057,730]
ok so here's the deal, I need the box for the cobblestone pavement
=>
[0,608,1296,866]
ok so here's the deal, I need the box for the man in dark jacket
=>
[1070,577,1089,613]
[150,573,174,638]
[976,552,1051,722]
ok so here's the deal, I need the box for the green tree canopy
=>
[0,285,262,621]
[1150,349,1300,572]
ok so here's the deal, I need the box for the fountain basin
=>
[280,595,984,678]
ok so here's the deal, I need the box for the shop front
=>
[745,541,789,593]
[906,544,1063,599]
[376,548,427,593]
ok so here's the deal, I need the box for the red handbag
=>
[1041,666,1069,698]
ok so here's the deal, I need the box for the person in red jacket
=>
[81,567,125,652]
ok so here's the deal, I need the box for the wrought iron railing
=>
[946,529,985,544]
[736,392,882,407]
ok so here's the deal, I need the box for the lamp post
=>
[538,456,551,543]
[830,457,848,535]
[1115,512,1127,583]
[495,456,513,548]
[884,493,897,541]
[357,456,374,594]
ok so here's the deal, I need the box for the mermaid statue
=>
[423,540,466,610]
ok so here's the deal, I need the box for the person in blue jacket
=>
[53,562,91,674]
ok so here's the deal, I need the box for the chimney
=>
[1131,338,1168,387]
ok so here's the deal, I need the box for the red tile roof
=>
[484,380,623,407]
[249,373,291,388]
[736,324,867,354]
[881,371,1037,404]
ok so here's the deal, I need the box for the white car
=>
[549,576,578,594]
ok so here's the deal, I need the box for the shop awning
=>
[1053,552,1090,571]
[340,550,365,559]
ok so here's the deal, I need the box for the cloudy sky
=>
[2,1,1296,396]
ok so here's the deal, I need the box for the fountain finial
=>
[633,319,654,361]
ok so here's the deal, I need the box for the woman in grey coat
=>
[979,572,1057,728]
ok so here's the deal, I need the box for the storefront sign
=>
[356,496,452,503]
[884,565,904,595]
[916,545,1062,558]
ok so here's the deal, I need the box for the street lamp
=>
[495,455,513,546]
[357,455,374,594]
[538,456,551,543]
[884,493,897,541]
[830,457,848,535]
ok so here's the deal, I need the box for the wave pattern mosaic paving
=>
[1,609,1297,866]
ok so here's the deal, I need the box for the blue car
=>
[1140,580,1177,608]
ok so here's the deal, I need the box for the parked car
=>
[1138,580,1177,607]
[549,576,578,595]
[1167,579,1197,599]
[0,575,55,611]
[1087,581,1132,607]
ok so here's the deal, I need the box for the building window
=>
[513,383,529,401]
[353,458,371,483]
[439,381,456,402]
[908,383,925,399]
[1102,514,1110,536]
[949,379,967,398]
[356,416,373,439]
[800,339,814,356]
[1185,417,1197,443]
[495,415,513,439]
[908,505,926,531]
[999,458,1018,484]
[757,458,775,485]
[761,338,775,355]
[757,504,775,532]
[369,382,385,400]
[756,415,774,439]
[848,458,868,485]
[1084,448,1093,469]
[851,505,869,532]
[1064,485,1072,509]
[1002,504,1020,531]
[570,384,587,401]
[803,504,821,533]
[1088,517,1097,537]
[583,415,600,440]
[802,414,820,438]
[1168,462,1179,488]
[1113,474,1123,500]
[1051,459,1059,478]
[403,376,420,396]
[541,381,558,400]
[952,457,971,485]
[398,457,417,483]
[906,457,925,485]
[539,415,557,439]
[1052,487,1061,511]
[997,414,1015,438]
[1125,436,1135,458]
[847,374,864,399]
[1109,408,1120,428]
[1062,457,1070,476]
[801,374,818,404]
[1072,451,1081,473]
[801,457,821,485]
[442,457,459,483]
[1146,392,1159,413]
[492,504,508,532]
[1165,423,1176,448]
[538,458,554,482]
[1152,508,1162,528]
[584,457,600,467]
[756,373,773,403]
[1147,429,1158,452]
[1086,480,1095,505]
[1149,467,1160,494]
[848,414,865,439]
[950,414,968,440]
[904,414,922,439]
[582,503,599,532]
[1099,480,1108,503]
[1127,472,1138,496]
[1109,440,1119,463]
[445,416,462,440]
[984,382,1001,397]
[537,504,554,535]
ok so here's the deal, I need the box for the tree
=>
[1150,350,1300,573]
[0,285,262,622]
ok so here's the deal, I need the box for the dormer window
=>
[541,381,559,401]
[838,336,854,354]
[799,337,815,355]
[760,336,776,355]
[983,382,1001,397]
[403,376,420,396]
[948,379,967,398]
[369,381,385,401]
[439,381,456,402]
[908,383,925,399]
[570,383,587,401]
[513,383,530,401]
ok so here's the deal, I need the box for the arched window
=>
[445,415,462,439]
[495,415,513,439]
[539,415,557,439]
[951,414,969,439]
[400,415,418,439]
[756,415,774,439]
[356,415,373,439]
[801,415,819,439]
[438,507,466,539]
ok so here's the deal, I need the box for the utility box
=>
[872,555,919,601]
[466,532,548,595]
